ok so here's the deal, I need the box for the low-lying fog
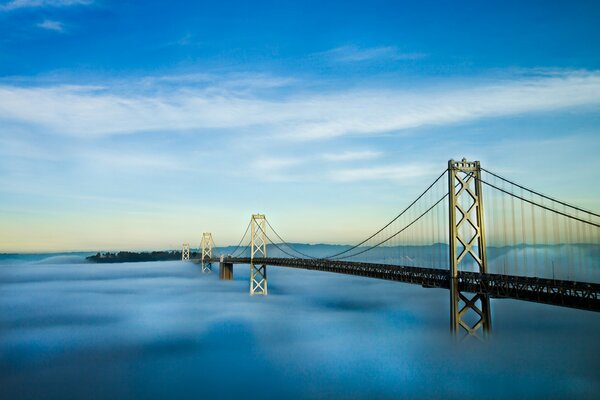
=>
[1,255,598,399]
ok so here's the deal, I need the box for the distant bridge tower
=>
[448,158,491,337]
[201,232,214,273]
[181,243,190,261]
[250,214,268,295]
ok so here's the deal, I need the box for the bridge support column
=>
[182,243,190,261]
[448,159,492,338]
[250,264,267,294]
[250,214,268,295]
[200,232,214,273]
[220,262,234,280]
[450,278,491,336]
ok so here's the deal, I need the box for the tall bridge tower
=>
[201,232,213,273]
[448,158,491,337]
[181,243,190,261]
[250,214,268,295]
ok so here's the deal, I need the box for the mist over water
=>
[1,255,599,399]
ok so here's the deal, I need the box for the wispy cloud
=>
[328,163,437,182]
[320,150,382,162]
[0,134,61,161]
[245,157,303,182]
[1,70,600,140]
[82,151,191,173]
[252,157,303,171]
[0,0,91,11]
[321,45,425,62]
[247,151,386,182]
[37,19,64,32]
[139,72,297,91]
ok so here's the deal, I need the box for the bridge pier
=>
[450,278,492,336]
[250,264,267,295]
[220,262,234,280]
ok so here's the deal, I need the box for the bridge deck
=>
[201,257,600,312]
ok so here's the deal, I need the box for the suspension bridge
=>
[183,159,600,337]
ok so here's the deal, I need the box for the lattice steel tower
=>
[200,232,214,273]
[250,214,268,295]
[181,243,190,261]
[448,158,492,337]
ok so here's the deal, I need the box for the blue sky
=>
[1,0,600,252]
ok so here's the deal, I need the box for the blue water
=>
[1,255,599,399]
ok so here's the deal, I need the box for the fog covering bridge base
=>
[202,257,600,312]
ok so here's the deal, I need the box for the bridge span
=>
[185,159,600,338]
[204,257,600,312]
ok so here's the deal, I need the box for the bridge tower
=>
[250,214,268,295]
[448,158,492,337]
[200,232,213,273]
[181,243,190,261]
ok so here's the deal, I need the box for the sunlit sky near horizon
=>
[1,0,600,252]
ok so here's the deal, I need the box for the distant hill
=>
[87,250,197,263]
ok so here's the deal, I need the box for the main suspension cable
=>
[482,167,600,218]
[322,168,448,260]
[254,224,300,259]
[227,220,252,256]
[480,178,600,228]
[231,242,251,258]
[265,219,317,259]
[331,193,448,260]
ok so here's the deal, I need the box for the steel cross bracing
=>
[205,257,600,311]
[250,214,268,295]
[181,243,190,261]
[200,232,213,273]
[448,158,491,338]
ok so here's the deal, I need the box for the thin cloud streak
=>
[82,151,192,172]
[253,157,303,170]
[321,150,382,162]
[1,71,600,139]
[329,163,438,182]
[320,45,425,62]
[247,150,386,182]
[37,19,64,32]
[139,72,296,90]
[0,0,91,11]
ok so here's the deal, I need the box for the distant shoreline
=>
[86,251,195,263]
